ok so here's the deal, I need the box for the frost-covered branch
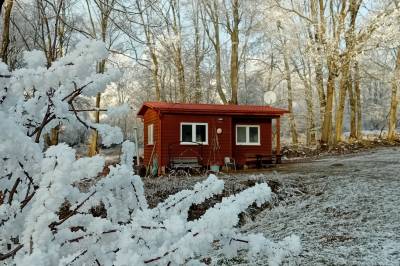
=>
[48,191,97,232]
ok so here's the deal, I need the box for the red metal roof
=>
[137,102,288,117]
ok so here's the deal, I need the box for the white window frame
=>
[180,122,208,145]
[147,124,154,145]
[236,125,260,145]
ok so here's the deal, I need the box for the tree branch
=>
[49,191,96,231]
[7,177,20,204]
[0,244,23,261]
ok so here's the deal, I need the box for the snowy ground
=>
[145,147,400,265]
[235,147,400,265]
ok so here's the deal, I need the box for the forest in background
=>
[1,0,400,150]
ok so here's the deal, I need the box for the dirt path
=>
[234,147,400,265]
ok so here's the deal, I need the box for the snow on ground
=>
[145,147,400,265]
[234,147,400,265]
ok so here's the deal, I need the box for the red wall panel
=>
[232,117,272,165]
[142,110,274,168]
[143,109,160,166]
[160,114,232,167]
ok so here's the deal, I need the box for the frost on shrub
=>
[0,39,122,148]
[94,123,123,147]
[3,151,301,266]
[120,140,136,167]
[23,50,47,68]
[0,40,300,265]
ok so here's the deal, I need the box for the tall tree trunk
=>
[387,48,400,140]
[354,62,362,138]
[229,0,239,104]
[88,60,105,156]
[310,0,326,125]
[349,1,362,140]
[88,91,102,156]
[347,62,357,140]
[193,4,202,103]
[1,0,14,64]
[335,0,360,142]
[283,48,298,144]
[266,53,274,92]
[334,58,350,143]
[215,34,226,103]
[136,0,161,101]
[305,88,316,146]
[320,0,347,146]
[37,0,67,147]
[150,51,161,101]
[297,62,316,145]
[348,71,357,140]
[88,1,110,156]
[278,21,298,144]
[314,58,326,123]
[194,59,202,103]
[292,53,315,145]
[321,61,336,145]
[298,69,316,146]
[243,53,248,104]
[202,0,227,104]
[176,50,186,103]
[305,63,316,145]
[165,0,186,103]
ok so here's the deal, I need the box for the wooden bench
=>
[170,157,202,170]
[244,154,281,168]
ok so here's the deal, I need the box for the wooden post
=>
[276,117,281,163]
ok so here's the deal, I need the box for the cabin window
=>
[180,123,208,145]
[147,124,154,145]
[236,125,260,145]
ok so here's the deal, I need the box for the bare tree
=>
[135,0,162,101]
[87,0,116,156]
[334,0,362,143]
[157,0,187,103]
[225,0,240,104]
[16,0,72,146]
[201,0,228,104]
[354,61,362,139]
[191,0,205,103]
[1,0,14,63]
[309,0,326,125]
[35,0,68,67]
[293,53,316,145]
[388,48,400,140]
[277,21,298,144]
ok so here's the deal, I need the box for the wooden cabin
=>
[137,102,288,174]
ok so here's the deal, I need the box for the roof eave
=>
[137,104,150,117]
[137,102,290,117]
[157,109,288,116]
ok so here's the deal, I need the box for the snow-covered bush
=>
[0,40,300,265]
